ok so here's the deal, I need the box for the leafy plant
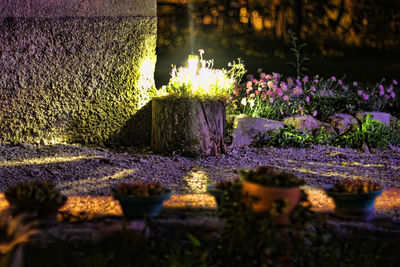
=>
[113,181,165,197]
[288,29,310,79]
[333,114,400,149]
[5,180,65,205]
[239,166,305,187]
[329,180,382,193]
[154,50,246,100]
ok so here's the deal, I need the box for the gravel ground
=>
[0,143,399,196]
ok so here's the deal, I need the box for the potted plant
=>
[207,179,241,206]
[324,179,384,221]
[4,180,66,220]
[111,181,172,219]
[239,166,305,219]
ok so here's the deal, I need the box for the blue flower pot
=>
[112,189,172,219]
[207,185,224,206]
[324,185,384,221]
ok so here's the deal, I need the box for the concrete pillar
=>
[0,0,157,146]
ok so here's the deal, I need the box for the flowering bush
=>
[227,70,399,121]
[155,50,246,100]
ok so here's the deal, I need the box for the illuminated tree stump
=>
[151,97,226,156]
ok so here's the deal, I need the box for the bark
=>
[151,97,226,157]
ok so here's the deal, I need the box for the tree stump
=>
[151,97,226,156]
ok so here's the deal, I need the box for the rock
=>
[227,114,283,148]
[283,115,337,135]
[355,112,392,126]
[328,113,359,135]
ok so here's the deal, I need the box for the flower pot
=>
[6,196,67,220]
[324,185,384,221]
[242,180,301,219]
[112,189,172,219]
[207,185,224,206]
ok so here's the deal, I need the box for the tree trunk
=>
[151,97,226,157]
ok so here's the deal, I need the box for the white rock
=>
[227,114,283,148]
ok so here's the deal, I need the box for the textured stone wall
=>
[0,0,156,146]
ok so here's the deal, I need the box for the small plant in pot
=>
[207,179,241,206]
[324,179,384,221]
[239,166,305,221]
[4,180,66,220]
[111,181,172,219]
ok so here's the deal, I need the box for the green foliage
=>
[239,166,305,187]
[288,29,310,78]
[154,51,246,101]
[333,114,400,149]
[263,125,334,148]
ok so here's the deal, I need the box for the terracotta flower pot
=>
[242,180,301,215]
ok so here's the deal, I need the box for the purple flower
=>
[246,74,254,81]
[313,110,318,117]
[343,85,349,91]
[357,90,363,95]
[283,95,289,101]
[292,86,304,95]
[296,79,302,86]
[385,94,390,100]
[302,76,309,83]
[387,85,393,93]
[273,72,280,81]
[391,92,396,99]
[338,80,343,85]
[314,79,319,83]
[305,96,310,102]
[311,85,316,92]
[276,88,283,96]
[331,76,337,82]
[379,84,384,91]
[363,93,370,100]
[393,79,398,85]
[380,89,385,96]
[269,97,274,103]
[353,81,358,86]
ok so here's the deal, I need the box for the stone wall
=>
[0,0,156,146]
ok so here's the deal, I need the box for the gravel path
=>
[0,143,399,196]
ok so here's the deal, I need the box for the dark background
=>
[155,0,400,88]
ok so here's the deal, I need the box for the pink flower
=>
[313,110,318,117]
[233,90,239,96]
[260,73,267,79]
[255,90,260,95]
[266,74,273,80]
[246,81,253,89]
[298,106,303,111]
[283,95,289,101]
[357,90,363,95]
[353,81,358,86]
[276,88,283,96]
[331,76,337,82]
[391,92,396,99]
[393,79,398,85]
[292,86,303,95]
[305,96,310,102]
[267,81,275,89]
[280,82,288,91]
[363,93,370,100]
[302,76,309,83]
[314,79,319,83]
[246,88,251,94]
[270,97,274,103]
